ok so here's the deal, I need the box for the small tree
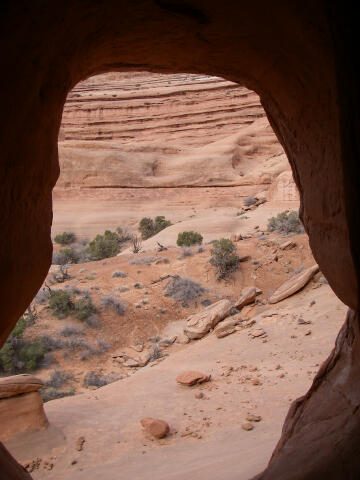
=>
[54,232,76,245]
[267,210,304,234]
[87,230,120,260]
[52,248,79,265]
[131,234,142,253]
[177,231,203,247]
[210,238,240,280]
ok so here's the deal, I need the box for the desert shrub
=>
[41,387,75,403]
[74,296,97,321]
[54,231,76,245]
[243,196,256,207]
[164,275,206,302]
[101,295,126,315]
[84,314,100,328]
[130,234,142,253]
[66,336,87,351]
[60,326,83,337]
[34,288,51,304]
[197,246,204,253]
[210,238,240,280]
[116,227,132,244]
[17,339,46,371]
[177,231,203,247]
[45,369,73,388]
[97,338,109,351]
[83,371,109,388]
[178,248,193,259]
[129,256,156,265]
[139,216,171,240]
[52,248,79,265]
[49,290,74,318]
[87,230,120,260]
[267,210,304,234]
[112,270,127,278]
[39,335,65,351]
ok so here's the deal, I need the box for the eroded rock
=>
[0,374,43,399]
[235,287,257,309]
[269,264,319,304]
[184,299,233,339]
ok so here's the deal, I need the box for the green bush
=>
[267,210,304,234]
[52,248,79,265]
[18,339,46,371]
[49,290,74,318]
[0,318,46,373]
[74,296,97,321]
[87,230,120,260]
[54,231,76,245]
[177,231,203,247]
[139,216,172,240]
[210,238,240,280]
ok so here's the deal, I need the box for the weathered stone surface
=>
[184,299,233,339]
[216,326,236,338]
[215,315,243,338]
[0,391,48,441]
[269,265,319,304]
[176,371,211,387]
[235,287,257,309]
[140,417,169,439]
[175,333,190,345]
[0,374,43,399]
[280,240,296,250]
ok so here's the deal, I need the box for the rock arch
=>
[0,2,359,478]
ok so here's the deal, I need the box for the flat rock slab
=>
[0,374,43,399]
[184,299,233,339]
[140,418,169,439]
[176,371,211,386]
[269,264,319,304]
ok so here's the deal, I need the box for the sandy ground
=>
[5,282,346,480]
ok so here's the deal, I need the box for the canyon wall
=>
[57,73,289,189]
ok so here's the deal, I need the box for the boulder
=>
[176,371,211,386]
[280,240,296,250]
[184,299,233,339]
[140,417,169,439]
[215,314,243,338]
[175,333,190,344]
[269,264,319,304]
[235,287,257,309]
[0,391,48,441]
[0,374,44,399]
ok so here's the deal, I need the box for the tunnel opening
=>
[0,71,348,479]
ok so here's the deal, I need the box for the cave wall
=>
[0,1,359,478]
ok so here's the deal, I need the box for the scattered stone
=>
[175,333,190,344]
[76,436,85,452]
[140,418,169,439]
[124,358,140,368]
[195,392,204,399]
[246,414,262,422]
[216,326,236,338]
[239,255,250,262]
[280,240,296,250]
[134,282,144,289]
[269,264,319,304]
[298,317,311,325]
[184,299,233,339]
[176,371,211,386]
[249,328,266,339]
[241,422,254,431]
[305,330,312,336]
[252,378,261,386]
[130,344,144,353]
[235,287,257,309]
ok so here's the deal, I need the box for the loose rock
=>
[140,418,169,439]
[242,422,254,431]
[176,371,211,386]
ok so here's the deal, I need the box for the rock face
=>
[269,265,319,304]
[0,391,48,441]
[57,73,285,190]
[184,299,233,339]
[0,374,43,399]
[235,287,257,309]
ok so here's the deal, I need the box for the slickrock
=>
[0,374,43,399]
[184,299,233,339]
[140,418,169,439]
[176,371,211,386]
[235,287,257,309]
[269,264,319,304]
[0,391,48,441]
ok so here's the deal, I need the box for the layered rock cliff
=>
[57,72,288,189]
